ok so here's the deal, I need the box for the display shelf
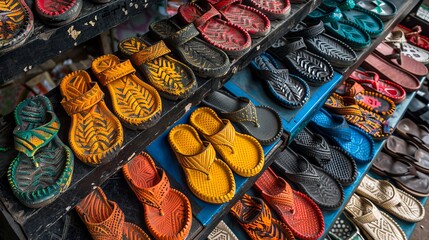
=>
[0,0,158,85]
[0,1,323,239]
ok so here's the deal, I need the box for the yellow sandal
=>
[168,124,235,204]
[92,54,162,130]
[189,107,264,177]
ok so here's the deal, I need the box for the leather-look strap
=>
[131,41,171,66]
[208,0,240,10]
[288,21,325,38]
[203,120,235,153]
[96,60,136,86]
[222,98,259,127]
[271,37,306,59]
[194,5,221,28]
[176,141,216,179]
[164,24,200,46]
[61,82,104,116]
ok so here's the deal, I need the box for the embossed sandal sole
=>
[244,0,291,20]
[35,0,82,26]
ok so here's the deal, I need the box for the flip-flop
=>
[273,148,344,210]
[397,118,429,152]
[230,194,296,240]
[202,90,283,145]
[208,221,239,240]
[60,70,123,166]
[0,0,33,54]
[250,53,310,109]
[385,30,429,64]
[206,0,271,36]
[168,124,235,204]
[348,70,406,104]
[344,194,407,240]
[287,21,357,68]
[322,0,384,37]
[372,152,429,197]
[395,25,429,52]
[178,2,251,58]
[149,19,230,78]
[384,135,429,174]
[335,80,396,118]
[35,0,82,26]
[356,0,397,20]
[244,0,291,20]
[189,107,264,177]
[291,128,357,185]
[324,93,392,140]
[306,7,371,49]
[309,108,374,163]
[357,175,425,222]
[268,37,334,86]
[8,95,74,208]
[254,167,324,240]
[123,152,192,240]
[76,187,151,240]
[119,37,197,100]
[92,54,162,130]
[329,214,364,240]
[373,42,429,77]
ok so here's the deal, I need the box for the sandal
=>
[168,124,235,203]
[395,25,429,52]
[35,0,82,26]
[92,54,162,130]
[123,152,192,240]
[385,30,429,64]
[273,148,344,210]
[348,70,406,104]
[345,194,406,240]
[287,21,357,68]
[76,187,151,240]
[202,90,283,145]
[384,135,429,174]
[245,0,291,20]
[230,194,296,240]
[250,53,310,109]
[208,221,239,240]
[306,7,370,49]
[291,127,357,185]
[329,213,364,240]
[119,37,197,100]
[356,0,397,20]
[357,175,425,222]
[206,0,271,36]
[268,37,334,86]
[397,118,429,152]
[254,167,324,240]
[324,93,392,140]
[178,2,251,57]
[335,80,396,118]
[8,95,74,208]
[309,108,374,163]
[0,0,33,54]
[189,107,264,177]
[60,70,123,166]
[372,152,429,197]
[149,19,230,78]
[322,0,384,37]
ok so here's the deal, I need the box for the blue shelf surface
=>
[224,67,343,144]
[145,105,280,226]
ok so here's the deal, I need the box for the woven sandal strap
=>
[378,182,402,209]
[260,178,295,211]
[222,98,259,127]
[194,5,221,28]
[176,141,216,178]
[294,132,332,162]
[231,196,272,232]
[85,201,125,240]
[354,201,382,224]
[61,83,104,115]
[325,95,363,116]
[204,119,235,153]
[13,111,59,161]
[130,41,171,66]
[272,37,306,58]
[96,60,136,86]
[208,0,240,10]
[315,111,353,141]
[289,155,321,184]
[345,81,366,97]
[289,21,325,38]
[130,169,171,214]
[164,24,200,46]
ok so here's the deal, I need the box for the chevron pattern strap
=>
[208,0,241,10]
[194,4,221,28]
[222,98,259,127]
[176,141,216,178]
[61,82,104,116]
[204,120,235,153]
[259,178,295,211]
[164,23,200,46]
[131,41,171,66]
[231,195,272,232]
[96,60,136,86]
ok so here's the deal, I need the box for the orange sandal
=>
[230,194,295,240]
[123,152,192,240]
[75,187,150,240]
[60,70,123,166]
[92,54,162,130]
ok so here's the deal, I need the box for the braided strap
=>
[85,202,125,240]
[176,141,216,179]
[222,98,259,127]
[96,60,136,86]
[61,82,104,116]
[131,41,171,66]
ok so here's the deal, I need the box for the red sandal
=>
[395,25,429,52]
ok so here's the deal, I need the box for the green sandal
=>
[8,95,74,208]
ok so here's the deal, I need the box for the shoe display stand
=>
[0,0,157,85]
[0,1,324,239]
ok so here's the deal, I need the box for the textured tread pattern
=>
[0,0,33,50]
